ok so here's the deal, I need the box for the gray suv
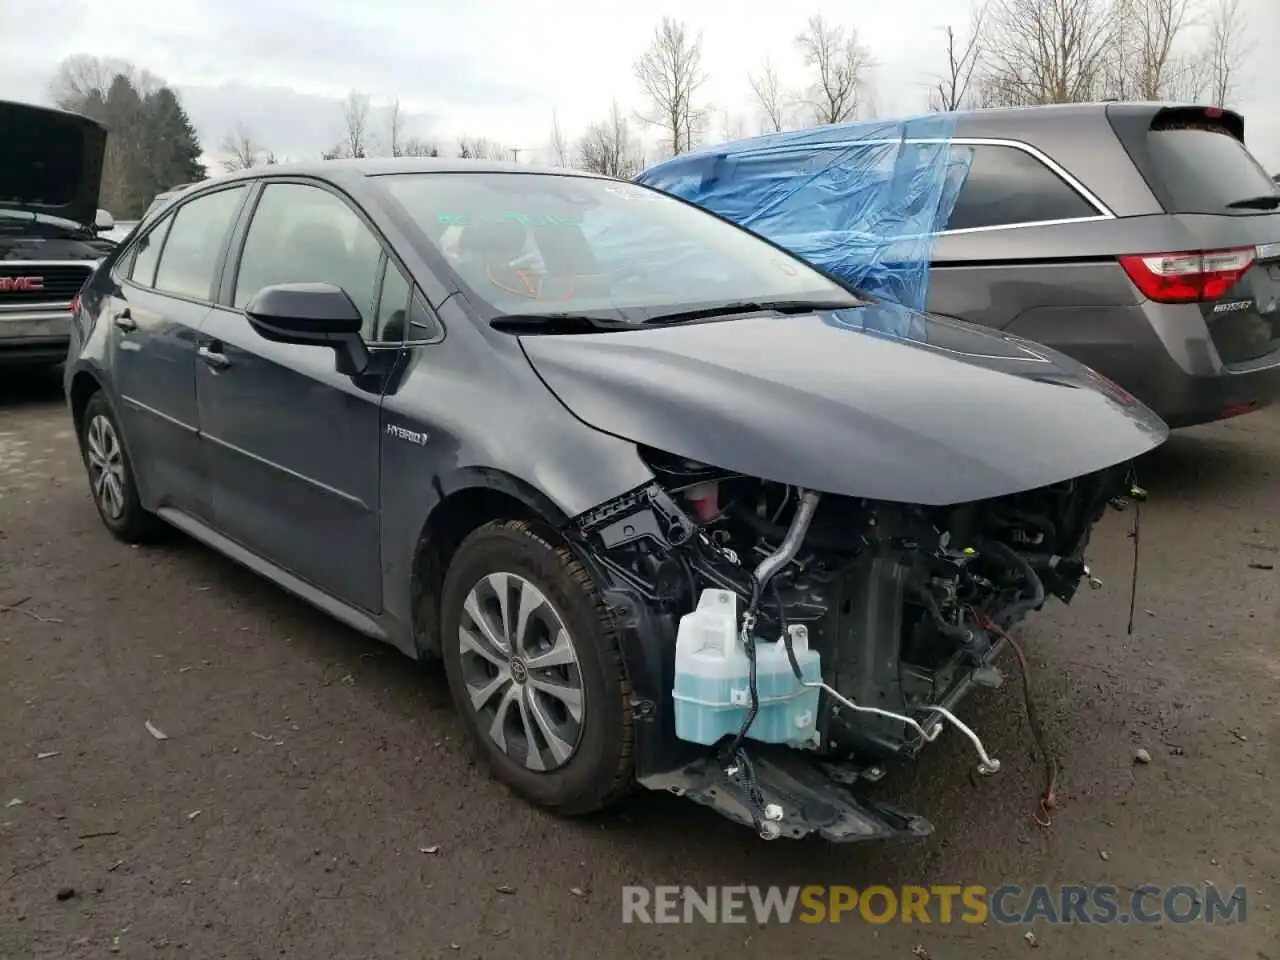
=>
[638,103,1280,428]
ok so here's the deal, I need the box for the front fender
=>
[381,448,655,654]
[375,328,658,652]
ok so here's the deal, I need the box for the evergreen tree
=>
[100,75,147,216]
[143,87,206,199]
[48,56,207,218]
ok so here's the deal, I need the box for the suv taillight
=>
[1118,247,1255,303]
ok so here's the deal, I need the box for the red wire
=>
[969,605,1059,827]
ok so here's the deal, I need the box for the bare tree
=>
[1201,0,1248,107]
[387,98,404,157]
[400,138,440,157]
[1161,50,1210,101]
[49,54,162,110]
[1103,0,1195,99]
[717,108,748,144]
[634,17,709,156]
[795,14,872,124]
[977,0,1117,105]
[457,136,508,161]
[341,89,371,159]
[747,56,790,133]
[577,100,642,178]
[928,5,987,111]
[219,122,269,172]
[549,110,570,166]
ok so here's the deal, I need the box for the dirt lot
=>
[1,367,1276,960]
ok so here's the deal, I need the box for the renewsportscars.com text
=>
[620,884,1249,925]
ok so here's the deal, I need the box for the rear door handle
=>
[112,309,136,332]
[198,343,230,370]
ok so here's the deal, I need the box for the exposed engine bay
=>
[570,445,1139,842]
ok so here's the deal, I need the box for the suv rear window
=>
[1113,108,1278,215]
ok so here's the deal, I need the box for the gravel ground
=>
[1,366,1276,960]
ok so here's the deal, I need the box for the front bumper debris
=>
[640,746,933,842]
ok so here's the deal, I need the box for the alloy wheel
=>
[85,414,126,520]
[458,572,585,772]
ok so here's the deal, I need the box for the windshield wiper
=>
[1225,194,1280,210]
[489,313,633,334]
[641,298,864,326]
[489,298,865,334]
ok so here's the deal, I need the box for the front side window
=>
[375,172,856,321]
[234,182,383,338]
[374,262,412,342]
[945,145,1097,231]
[153,186,247,300]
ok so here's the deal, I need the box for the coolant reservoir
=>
[673,588,822,748]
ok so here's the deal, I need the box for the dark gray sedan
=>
[64,159,1164,842]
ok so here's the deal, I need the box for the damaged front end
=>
[567,450,1135,842]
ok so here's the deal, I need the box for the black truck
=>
[1,99,116,369]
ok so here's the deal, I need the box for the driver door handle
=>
[198,343,230,370]
[112,309,136,332]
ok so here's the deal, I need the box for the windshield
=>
[0,208,92,238]
[375,172,856,321]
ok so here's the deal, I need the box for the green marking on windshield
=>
[434,212,583,227]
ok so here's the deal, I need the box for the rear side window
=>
[1141,123,1277,214]
[128,216,172,288]
[946,145,1098,231]
[153,187,247,301]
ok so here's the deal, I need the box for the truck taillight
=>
[1118,247,1255,304]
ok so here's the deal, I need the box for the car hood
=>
[518,301,1168,506]
[0,100,107,228]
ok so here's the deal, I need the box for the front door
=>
[195,180,400,613]
[110,185,250,520]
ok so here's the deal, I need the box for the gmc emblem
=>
[0,276,44,292]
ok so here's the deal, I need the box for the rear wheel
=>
[439,520,634,814]
[78,392,165,543]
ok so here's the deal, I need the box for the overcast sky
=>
[4,0,1278,171]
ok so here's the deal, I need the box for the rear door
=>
[925,141,1114,332]
[110,185,249,519]
[195,178,403,613]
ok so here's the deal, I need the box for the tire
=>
[78,391,166,544]
[440,519,634,814]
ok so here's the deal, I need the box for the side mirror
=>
[94,209,115,232]
[244,282,369,375]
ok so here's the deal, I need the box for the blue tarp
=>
[635,113,972,317]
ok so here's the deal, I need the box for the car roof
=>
[202,157,609,189]
[949,101,1117,136]
[947,100,1239,137]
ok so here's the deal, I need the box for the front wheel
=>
[439,520,634,815]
